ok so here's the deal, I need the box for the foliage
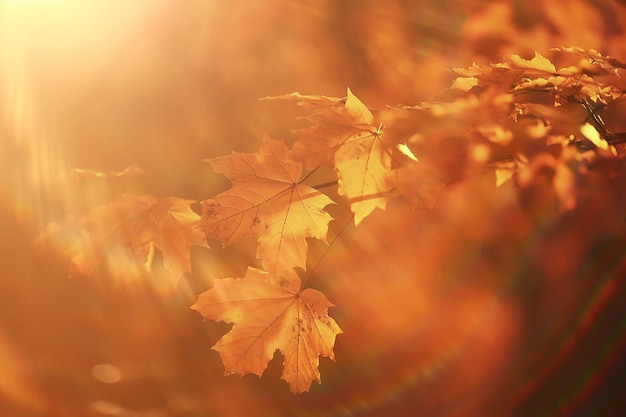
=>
[39,47,626,394]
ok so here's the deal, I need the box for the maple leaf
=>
[580,123,610,151]
[334,91,394,224]
[450,76,479,92]
[276,88,395,224]
[506,51,557,75]
[451,62,518,92]
[201,136,334,277]
[451,52,559,94]
[191,267,342,394]
[38,194,207,283]
[513,74,622,106]
[553,46,626,77]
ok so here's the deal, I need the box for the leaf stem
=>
[300,213,354,289]
[311,180,339,190]
[298,167,319,184]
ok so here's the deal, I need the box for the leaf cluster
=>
[38,47,626,394]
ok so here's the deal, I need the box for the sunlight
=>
[2,1,625,415]
[0,329,45,413]
[1,0,196,299]
[0,0,165,227]
[2,0,71,7]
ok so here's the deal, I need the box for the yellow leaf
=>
[450,76,479,92]
[191,267,342,394]
[201,136,334,277]
[287,89,395,225]
[37,195,207,284]
[553,46,626,77]
[580,123,609,150]
[397,143,419,162]
[495,168,514,187]
[508,51,556,74]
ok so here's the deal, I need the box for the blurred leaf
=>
[37,194,207,284]
[553,46,626,76]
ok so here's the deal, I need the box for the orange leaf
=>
[450,76,479,92]
[493,161,517,187]
[553,46,626,77]
[289,91,373,169]
[38,195,207,283]
[191,267,342,394]
[451,62,515,91]
[289,89,395,224]
[580,123,610,150]
[201,136,334,277]
[507,51,557,75]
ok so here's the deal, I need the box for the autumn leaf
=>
[493,160,517,187]
[553,46,626,77]
[513,73,621,106]
[191,267,342,394]
[451,52,558,93]
[38,194,207,283]
[450,49,624,110]
[337,90,396,224]
[580,123,610,151]
[201,136,334,277]
[396,143,419,162]
[451,62,516,92]
[506,51,557,75]
[283,89,375,169]
[450,76,479,92]
[270,88,395,224]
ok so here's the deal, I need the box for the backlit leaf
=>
[191,267,342,394]
[38,195,207,284]
[286,88,396,224]
[201,136,334,277]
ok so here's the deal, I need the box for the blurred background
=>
[1,0,626,416]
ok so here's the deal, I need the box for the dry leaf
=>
[580,123,610,150]
[493,161,517,187]
[38,195,207,283]
[191,267,342,394]
[201,136,334,277]
[450,76,479,92]
[285,88,395,224]
[507,51,557,75]
[396,143,419,162]
[553,46,626,76]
